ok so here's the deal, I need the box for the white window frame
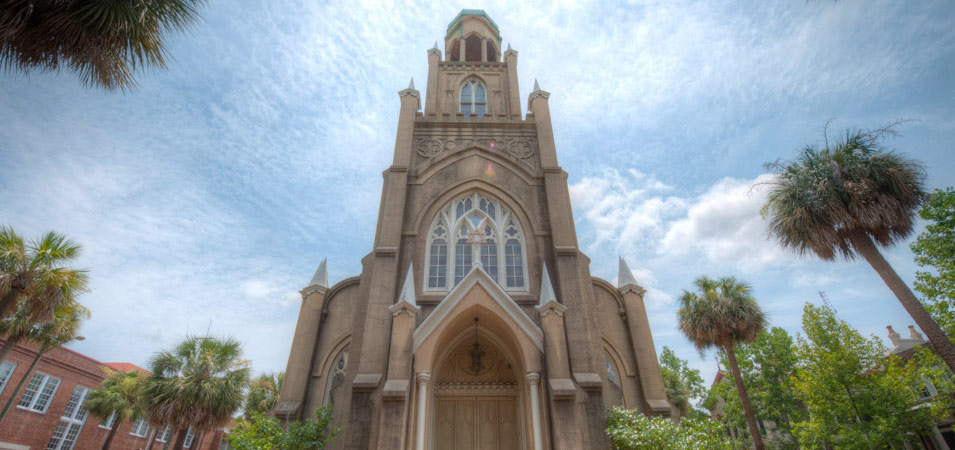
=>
[184,426,196,448]
[0,361,16,394]
[46,385,90,450]
[99,411,117,429]
[424,191,529,293]
[157,425,173,443]
[18,371,61,413]
[130,417,150,437]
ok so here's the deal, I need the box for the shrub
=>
[607,407,733,450]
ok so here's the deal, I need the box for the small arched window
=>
[425,191,527,291]
[460,79,487,120]
[323,349,348,405]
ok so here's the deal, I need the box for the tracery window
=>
[425,191,527,292]
[460,79,487,120]
[323,349,348,405]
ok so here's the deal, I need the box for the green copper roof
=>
[447,9,500,34]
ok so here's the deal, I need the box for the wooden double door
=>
[434,395,521,450]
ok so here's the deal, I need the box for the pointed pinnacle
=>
[507,42,512,51]
[433,41,439,50]
[538,263,557,307]
[618,256,639,289]
[533,79,541,91]
[408,77,415,90]
[397,264,416,306]
[309,258,328,288]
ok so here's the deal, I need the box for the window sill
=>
[14,405,47,415]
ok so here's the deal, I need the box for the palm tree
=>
[761,126,955,372]
[86,369,146,450]
[243,372,283,420]
[0,227,88,343]
[0,0,207,91]
[0,301,88,423]
[678,276,767,450]
[142,336,250,450]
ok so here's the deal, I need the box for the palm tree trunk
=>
[172,429,187,450]
[724,343,765,450]
[0,348,41,424]
[102,418,121,450]
[848,231,955,373]
[145,428,157,450]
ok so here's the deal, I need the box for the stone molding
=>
[352,373,382,392]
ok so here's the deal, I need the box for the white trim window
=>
[99,411,117,429]
[156,425,174,443]
[46,385,90,450]
[460,79,487,120]
[130,417,150,437]
[184,426,196,448]
[425,191,528,292]
[18,371,61,413]
[0,361,16,394]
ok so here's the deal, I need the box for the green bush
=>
[226,406,340,450]
[607,407,734,450]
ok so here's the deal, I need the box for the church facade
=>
[275,10,671,450]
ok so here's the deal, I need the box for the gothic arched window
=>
[425,191,527,291]
[460,79,487,120]
[323,349,348,405]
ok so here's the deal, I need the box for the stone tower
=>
[275,10,671,450]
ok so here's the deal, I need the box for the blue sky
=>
[1,0,954,401]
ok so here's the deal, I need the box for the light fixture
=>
[469,317,485,374]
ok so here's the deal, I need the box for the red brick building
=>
[0,340,228,450]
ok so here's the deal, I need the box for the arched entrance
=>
[431,327,522,450]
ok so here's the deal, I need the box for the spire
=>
[397,264,416,307]
[308,258,328,289]
[408,77,415,90]
[533,78,541,92]
[538,263,557,307]
[618,256,645,295]
[507,42,512,51]
[433,41,439,50]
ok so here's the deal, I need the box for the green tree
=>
[0,301,88,423]
[762,126,955,373]
[142,336,250,450]
[678,276,767,450]
[85,369,146,450]
[911,187,955,337]
[0,227,88,363]
[244,372,283,420]
[0,0,208,91]
[606,406,734,450]
[706,328,804,448]
[659,346,705,417]
[227,406,339,450]
[791,302,950,448]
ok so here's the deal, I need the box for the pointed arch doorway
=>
[431,325,523,450]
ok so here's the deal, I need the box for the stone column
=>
[618,268,670,415]
[426,45,440,117]
[526,373,543,450]
[503,46,520,119]
[275,278,327,421]
[459,37,466,61]
[415,373,431,450]
[481,37,487,62]
[537,267,581,449]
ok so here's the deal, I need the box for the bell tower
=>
[275,9,671,450]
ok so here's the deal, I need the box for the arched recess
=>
[465,34,483,61]
[412,266,545,450]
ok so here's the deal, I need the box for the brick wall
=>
[0,341,226,450]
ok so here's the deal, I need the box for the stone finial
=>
[408,77,415,90]
[618,256,645,295]
[433,41,439,50]
[529,78,549,101]
[538,263,557,307]
[533,78,541,92]
[886,325,902,346]
[908,325,926,341]
[507,42,512,51]
[308,258,328,289]
[399,77,419,98]
[397,264,416,307]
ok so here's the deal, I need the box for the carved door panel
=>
[433,396,519,450]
